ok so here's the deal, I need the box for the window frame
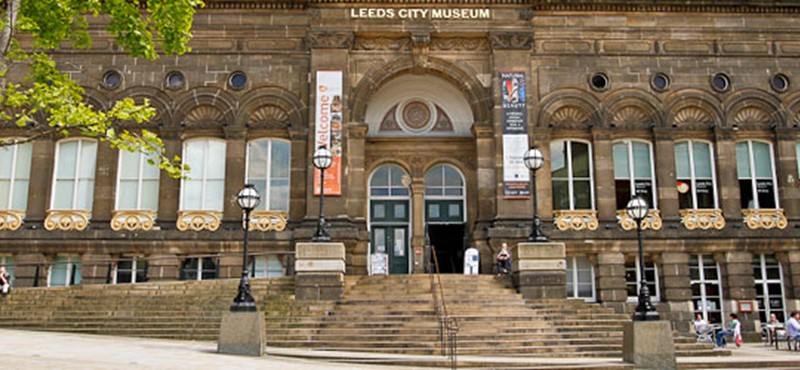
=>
[0,139,32,211]
[244,138,291,212]
[675,140,719,210]
[736,140,779,209]
[48,255,82,287]
[550,139,595,211]
[625,258,660,302]
[566,256,596,302]
[114,257,148,284]
[0,256,14,284]
[690,254,724,324]
[180,257,217,281]
[753,254,786,325]
[613,139,657,209]
[424,164,467,224]
[51,138,98,211]
[114,150,161,211]
[179,138,227,211]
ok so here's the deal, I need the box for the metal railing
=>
[429,245,459,369]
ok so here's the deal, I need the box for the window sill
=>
[176,210,223,232]
[111,210,158,231]
[553,210,598,231]
[616,209,662,231]
[0,210,25,231]
[44,210,91,231]
[742,209,788,230]
[680,209,725,230]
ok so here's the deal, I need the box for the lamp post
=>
[231,184,261,312]
[523,146,548,242]
[626,196,659,321]
[313,145,333,242]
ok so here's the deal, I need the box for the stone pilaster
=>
[511,242,566,300]
[473,124,496,223]
[774,130,799,219]
[723,251,757,337]
[653,130,679,222]
[157,133,181,223]
[92,144,116,222]
[27,139,54,222]
[295,242,346,300]
[715,131,741,222]
[660,252,694,333]
[410,180,425,254]
[785,251,800,313]
[80,253,112,285]
[346,123,368,221]
[597,252,627,311]
[592,130,615,221]
[289,129,309,222]
[223,134,246,223]
[147,254,180,281]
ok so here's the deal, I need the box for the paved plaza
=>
[0,329,798,370]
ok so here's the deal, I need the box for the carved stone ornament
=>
[680,209,726,230]
[247,210,288,232]
[733,107,772,130]
[176,211,222,232]
[611,106,651,128]
[248,105,290,129]
[673,107,714,129]
[554,210,599,231]
[306,32,354,49]
[431,37,489,51]
[111,210,157,231]
[617,209,663,231]
[44,210,91,231]
[353,37,410,51]
[742,208,788,230]
[182,105,225,129]
[0,210,24,231]
[489,33,533,50]
[411,33,431,70]
[550,106,591,129]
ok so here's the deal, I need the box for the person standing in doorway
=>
[496,243,511,276]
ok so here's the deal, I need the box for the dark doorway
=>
[428,224,465,274]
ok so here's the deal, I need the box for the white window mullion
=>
[769,145,779,208]
[72,140,82,209]
[709,143,719,209]
[688,142,698,209]
[136,153,144,209]
[201,141,208,210]
[748,141,759,209]
[567,142,574,210]
[627,142,635,201]
[7,145,18,208]
[265,141,272,208]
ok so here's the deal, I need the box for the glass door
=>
[371,225,408,274]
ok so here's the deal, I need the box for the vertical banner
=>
[500,71,530,198]
[314,70,343,196]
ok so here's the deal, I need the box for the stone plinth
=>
[295,242,346,300]
[218,311,265,356]
[511,242,566,300]
[623,321,676,370]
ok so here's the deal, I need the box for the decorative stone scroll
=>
[742,209,788,230]
[617,209,663,231]
[306,32,354,49]
[680,209,725,230]
[111,210,157,231]
[44,210,91,231]
[247,211,288,232]
[0,210,25,231]
[489,32,533,50]
[554,210,599,231]
[176,211,222,232]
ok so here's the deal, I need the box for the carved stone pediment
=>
[489,33,533,50]
[306,32,354,49]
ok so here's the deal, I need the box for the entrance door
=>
[371,225,409,274]
[427,224,465,274]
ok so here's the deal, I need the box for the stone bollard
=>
[511,242,566,300]
[623,321,677,369]
[295,242,346,300]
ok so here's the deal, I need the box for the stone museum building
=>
[1,0,800,335]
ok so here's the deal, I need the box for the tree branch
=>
[0,0,20,57]
[0,126,58,147]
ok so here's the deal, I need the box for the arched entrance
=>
[424,164,466,274]
[368,164,411,274]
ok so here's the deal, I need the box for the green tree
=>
[0,0,204,178]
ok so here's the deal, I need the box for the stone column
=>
[783,251,800,314]
[289,129,309,222]
[295,242,346,300]
[473,124,496,223]
[346,123,368,221]
[92,144,116,223]
[13,253,47,287]
[653,129,679,222]
[410,179,425,254]
[147,254,180,281]
[80,253,113,285]
[715,130,741,222]
[157,132,181,224]
[223,131,246,223]
[661,252,693,333]
[597,252,627,312]
[26,139,54,222]
[723,251,757,338]
[592,129,615,221]
[511,242,566,299]
[774,130,799,218]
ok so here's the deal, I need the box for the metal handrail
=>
[429,245,459,368]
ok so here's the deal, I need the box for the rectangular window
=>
[250,255,285,278]
[690,255,723,324]
[675,141,718,210]
[52,139,98,210]
[49,256,82,287]
[0,141,32,210]
[551,140,594,210]
[614,141,656,210]
[625,258,659,302]
[181,139,226,211]
[246,140,291,212]
[115,151,160,211]
[736,141,778,209]
[753,254,786,324]
[566,256,595,302]
[115,257,147,284]
[180,257,216,281]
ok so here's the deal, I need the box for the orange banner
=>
[314,70,343,196]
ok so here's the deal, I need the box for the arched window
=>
[675,140,718,209]
[115,151,160,211]
[180,139,226,211]
[370,164,409,198]
[551,140,594,210]
[246,139,291,211]
[613,140,656,210]
[52,139,98,211]
[736,140,778,209]
[0,140,31,211]
[425,164,464,197]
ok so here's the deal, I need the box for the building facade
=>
[1,0,800,335]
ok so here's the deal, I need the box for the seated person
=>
[496,243,511,276]
[693,313,713,343]
[764,313,783,343]
[715,313,741,348]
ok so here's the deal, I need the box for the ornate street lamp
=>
[626,196,659,321]
[312,145,333,242]
[231,184,261,312]
[523,146,548,242]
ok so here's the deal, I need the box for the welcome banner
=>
[314,70,343,196]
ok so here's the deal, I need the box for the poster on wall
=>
[314,70,343,196]
[500,71,530,198]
